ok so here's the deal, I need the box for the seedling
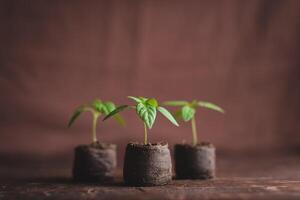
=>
[68,99,125,143]
[163,100,224,146]
[104,96,179,145]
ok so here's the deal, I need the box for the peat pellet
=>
[123,142,172,186]
[175,142,215,179]
[73,143,117,182]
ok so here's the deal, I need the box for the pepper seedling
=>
[103,96,179,145]
[68,99,125,143]
[163,100,224,146]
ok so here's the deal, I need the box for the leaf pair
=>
[68,99,125,127]
[164,100,224,122]
[103,96,179,129]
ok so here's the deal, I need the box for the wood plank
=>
[2,154,300,199]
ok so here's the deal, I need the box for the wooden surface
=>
[1,154,300,200]
[2,178,300,200]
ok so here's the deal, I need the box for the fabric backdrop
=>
[1,0,300,167]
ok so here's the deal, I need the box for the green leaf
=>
[91,99,103,112]
[181,105,195,122]
[138,97,148,102]
[68,107,84,127]
[102,102,126,126]
[128,96,143,103]
[68,106,96,127]
[113,114,125,126]
[197,101,225,113]
[102,102,116,115]
[157,106,179,126]
[146,98,158,107]
[163,101,188,106]
[136,102,156,129]
[103,105,129,121]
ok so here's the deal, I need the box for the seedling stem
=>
[191,116,198,145]
[144,123,148,145]
[92,113,99,143]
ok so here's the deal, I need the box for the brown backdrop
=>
[1,0,300,168]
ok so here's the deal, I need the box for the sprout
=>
[68,99,125,143]
[104,96,178,145]
[163,100,224,146]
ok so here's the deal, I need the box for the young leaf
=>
[138,97,148,102]
[181,105,195,122]
[103,105,129,121]
[146,98,158,107]
[128,96,143,103]
[113,114,125,126]
[91,99,103,112]
[157,106,179,126]
[68,107,84,127]
[163,101,188,106]
[103,102,125,126]
[136,102,156,129]
[197,101,225,113]
[102,102,116,115]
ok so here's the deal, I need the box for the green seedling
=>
[163,100,224,146]
[68,99,125,143]
[103,96,179,145]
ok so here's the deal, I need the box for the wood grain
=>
[1,155,300,199]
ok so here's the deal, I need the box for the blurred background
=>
[0,0,300,177]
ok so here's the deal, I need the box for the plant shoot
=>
[163,100,224,146]
[104,96,179,145]
[68,99,125,143]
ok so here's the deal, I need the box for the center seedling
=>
[68,99,124,143]
[105,96,178,186]
[104,96,179,144]
[163,100,224,145]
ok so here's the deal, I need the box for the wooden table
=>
[1,153,300,199]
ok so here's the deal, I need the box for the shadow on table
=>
[18,176,126,187]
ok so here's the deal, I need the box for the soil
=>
[123,142,172,186]
[72,142,117,182]
[174,142,215,179]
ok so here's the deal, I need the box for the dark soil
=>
[72,142,117,182]
[123,142,172,186]
[174,142,216,179]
